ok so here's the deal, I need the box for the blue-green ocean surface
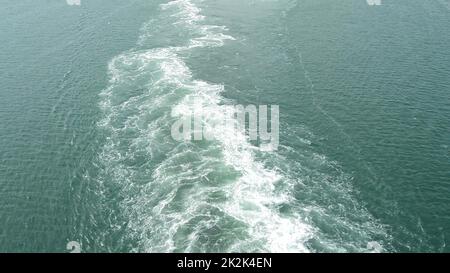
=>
[0,0,449,252]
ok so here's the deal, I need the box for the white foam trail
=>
[98,0,314,252]
[98,0,390,253]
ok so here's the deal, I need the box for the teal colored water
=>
[0,0,449,252]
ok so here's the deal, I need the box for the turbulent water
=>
[0,0,449,252]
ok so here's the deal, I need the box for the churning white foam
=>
[95,0,394,253]
[97,0,314,252]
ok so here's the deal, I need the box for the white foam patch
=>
[97,0,314,253]
[96,0,388,253]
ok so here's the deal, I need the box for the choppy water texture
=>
[0,0,449,252]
